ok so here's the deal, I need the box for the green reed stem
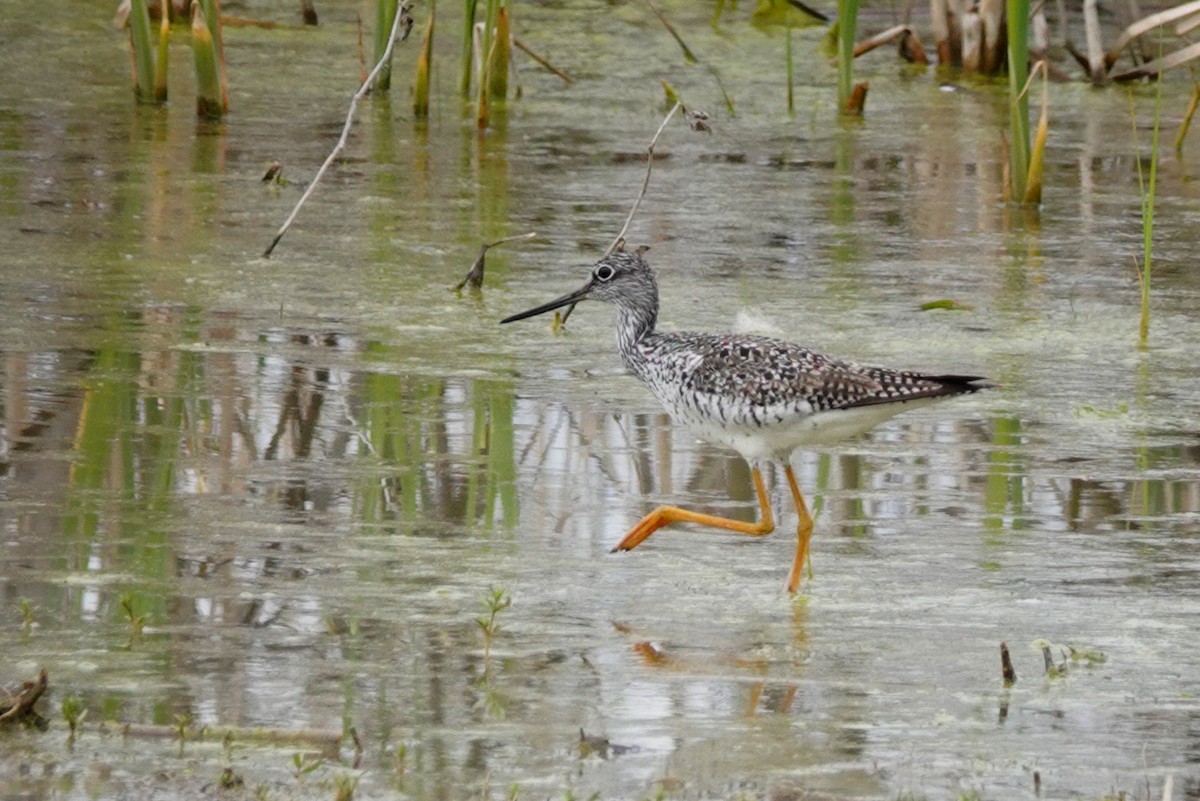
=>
[1006,0,1031,200]
[1138,74,1163,345]
[487,5,510,100]
[414,0,435,118]
[191,1,224,118]
[374,0,400,91]
[153,0,169,101]
[1175,82,1200,151]
[128,0,158,104]
[460,0,478,97]
[476,0,501,126]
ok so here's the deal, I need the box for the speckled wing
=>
[652,333,983,412]
[652,333,886,412]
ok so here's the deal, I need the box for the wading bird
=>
[501,249,987,592]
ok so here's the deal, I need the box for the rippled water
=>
[3,1,1200,799]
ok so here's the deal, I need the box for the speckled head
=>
[499,250,658,324]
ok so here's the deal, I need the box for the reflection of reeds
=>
[984,416,1025,533]
[464,381,518,528]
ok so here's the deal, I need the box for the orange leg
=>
[783,464,814,593]
[611,467,775,552]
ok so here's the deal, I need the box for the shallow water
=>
[3,1,1200,799]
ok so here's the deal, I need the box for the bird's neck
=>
[615,300,657,372]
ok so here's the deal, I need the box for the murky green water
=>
[4,1,1200,799]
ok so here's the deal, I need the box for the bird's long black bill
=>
[500,286,589,324]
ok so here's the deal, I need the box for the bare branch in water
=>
[605,101,683,259]
[556,99,706,328]
[263,3,414,258]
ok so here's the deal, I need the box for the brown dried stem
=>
[512,36,573,84]
[1000,642,1017,686]
[455,232,538,291]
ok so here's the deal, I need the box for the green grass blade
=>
[414,1,435,118]
[128,0,157,104]
[191,1,224,118]
[374,0,399,92]
[1140,72,1163,345]
[1006,0,1031,200]
[487,5,510,100]
[460,0,478,97]
[153,0,169,102]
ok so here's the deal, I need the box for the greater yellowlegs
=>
[501,248,988,592]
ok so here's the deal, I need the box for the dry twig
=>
[455,232,538,291]
[554,99,708,327]
[263,3,415,258]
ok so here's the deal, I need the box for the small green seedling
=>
[392,742,408,785]
[120,594,147,644]
[174,713,193,755]
[20,599,34,636]
[476,587,511,664]
[61,694,87,742]
[218,767,244,789]
[291,752,324,781]
[333,772,359,801]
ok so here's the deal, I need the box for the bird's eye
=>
[594,264,615,282]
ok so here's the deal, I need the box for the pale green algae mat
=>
[2,1,1200,799]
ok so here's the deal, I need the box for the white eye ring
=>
[595,264,615,281]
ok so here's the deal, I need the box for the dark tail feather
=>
[847,373,992,409]
[930,374,994,393]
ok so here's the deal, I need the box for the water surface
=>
[3,1,1200,799]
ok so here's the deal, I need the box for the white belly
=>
[675,396,946,463]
